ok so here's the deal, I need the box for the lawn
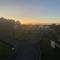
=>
[38,39,60,60]
[0,41,14,60]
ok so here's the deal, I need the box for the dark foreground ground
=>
[8,43,41,60]
[0,39,60,60]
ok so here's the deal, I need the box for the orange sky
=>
[20,18,60,24]
[0,0,60,25]
[1,16,60,24]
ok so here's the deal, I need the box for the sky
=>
[0,0,60,24]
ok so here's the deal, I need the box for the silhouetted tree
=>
[0,17,16,40]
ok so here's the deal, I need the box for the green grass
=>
[38,39,60,60]
[0,29,60,60]
[0,42,14,60]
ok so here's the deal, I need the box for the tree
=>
[0,17,16,40]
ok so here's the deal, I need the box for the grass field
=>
[0,36,60,60]
[0,41,14,60]
[38,39,60,60]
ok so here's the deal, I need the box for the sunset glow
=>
[0,0,60,24]
[20,18,60,24]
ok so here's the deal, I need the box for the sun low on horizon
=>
[0,0,60,24]
[2,17,60,25]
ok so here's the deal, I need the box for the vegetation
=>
[0,41,14,60]
[0,17,60,60]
